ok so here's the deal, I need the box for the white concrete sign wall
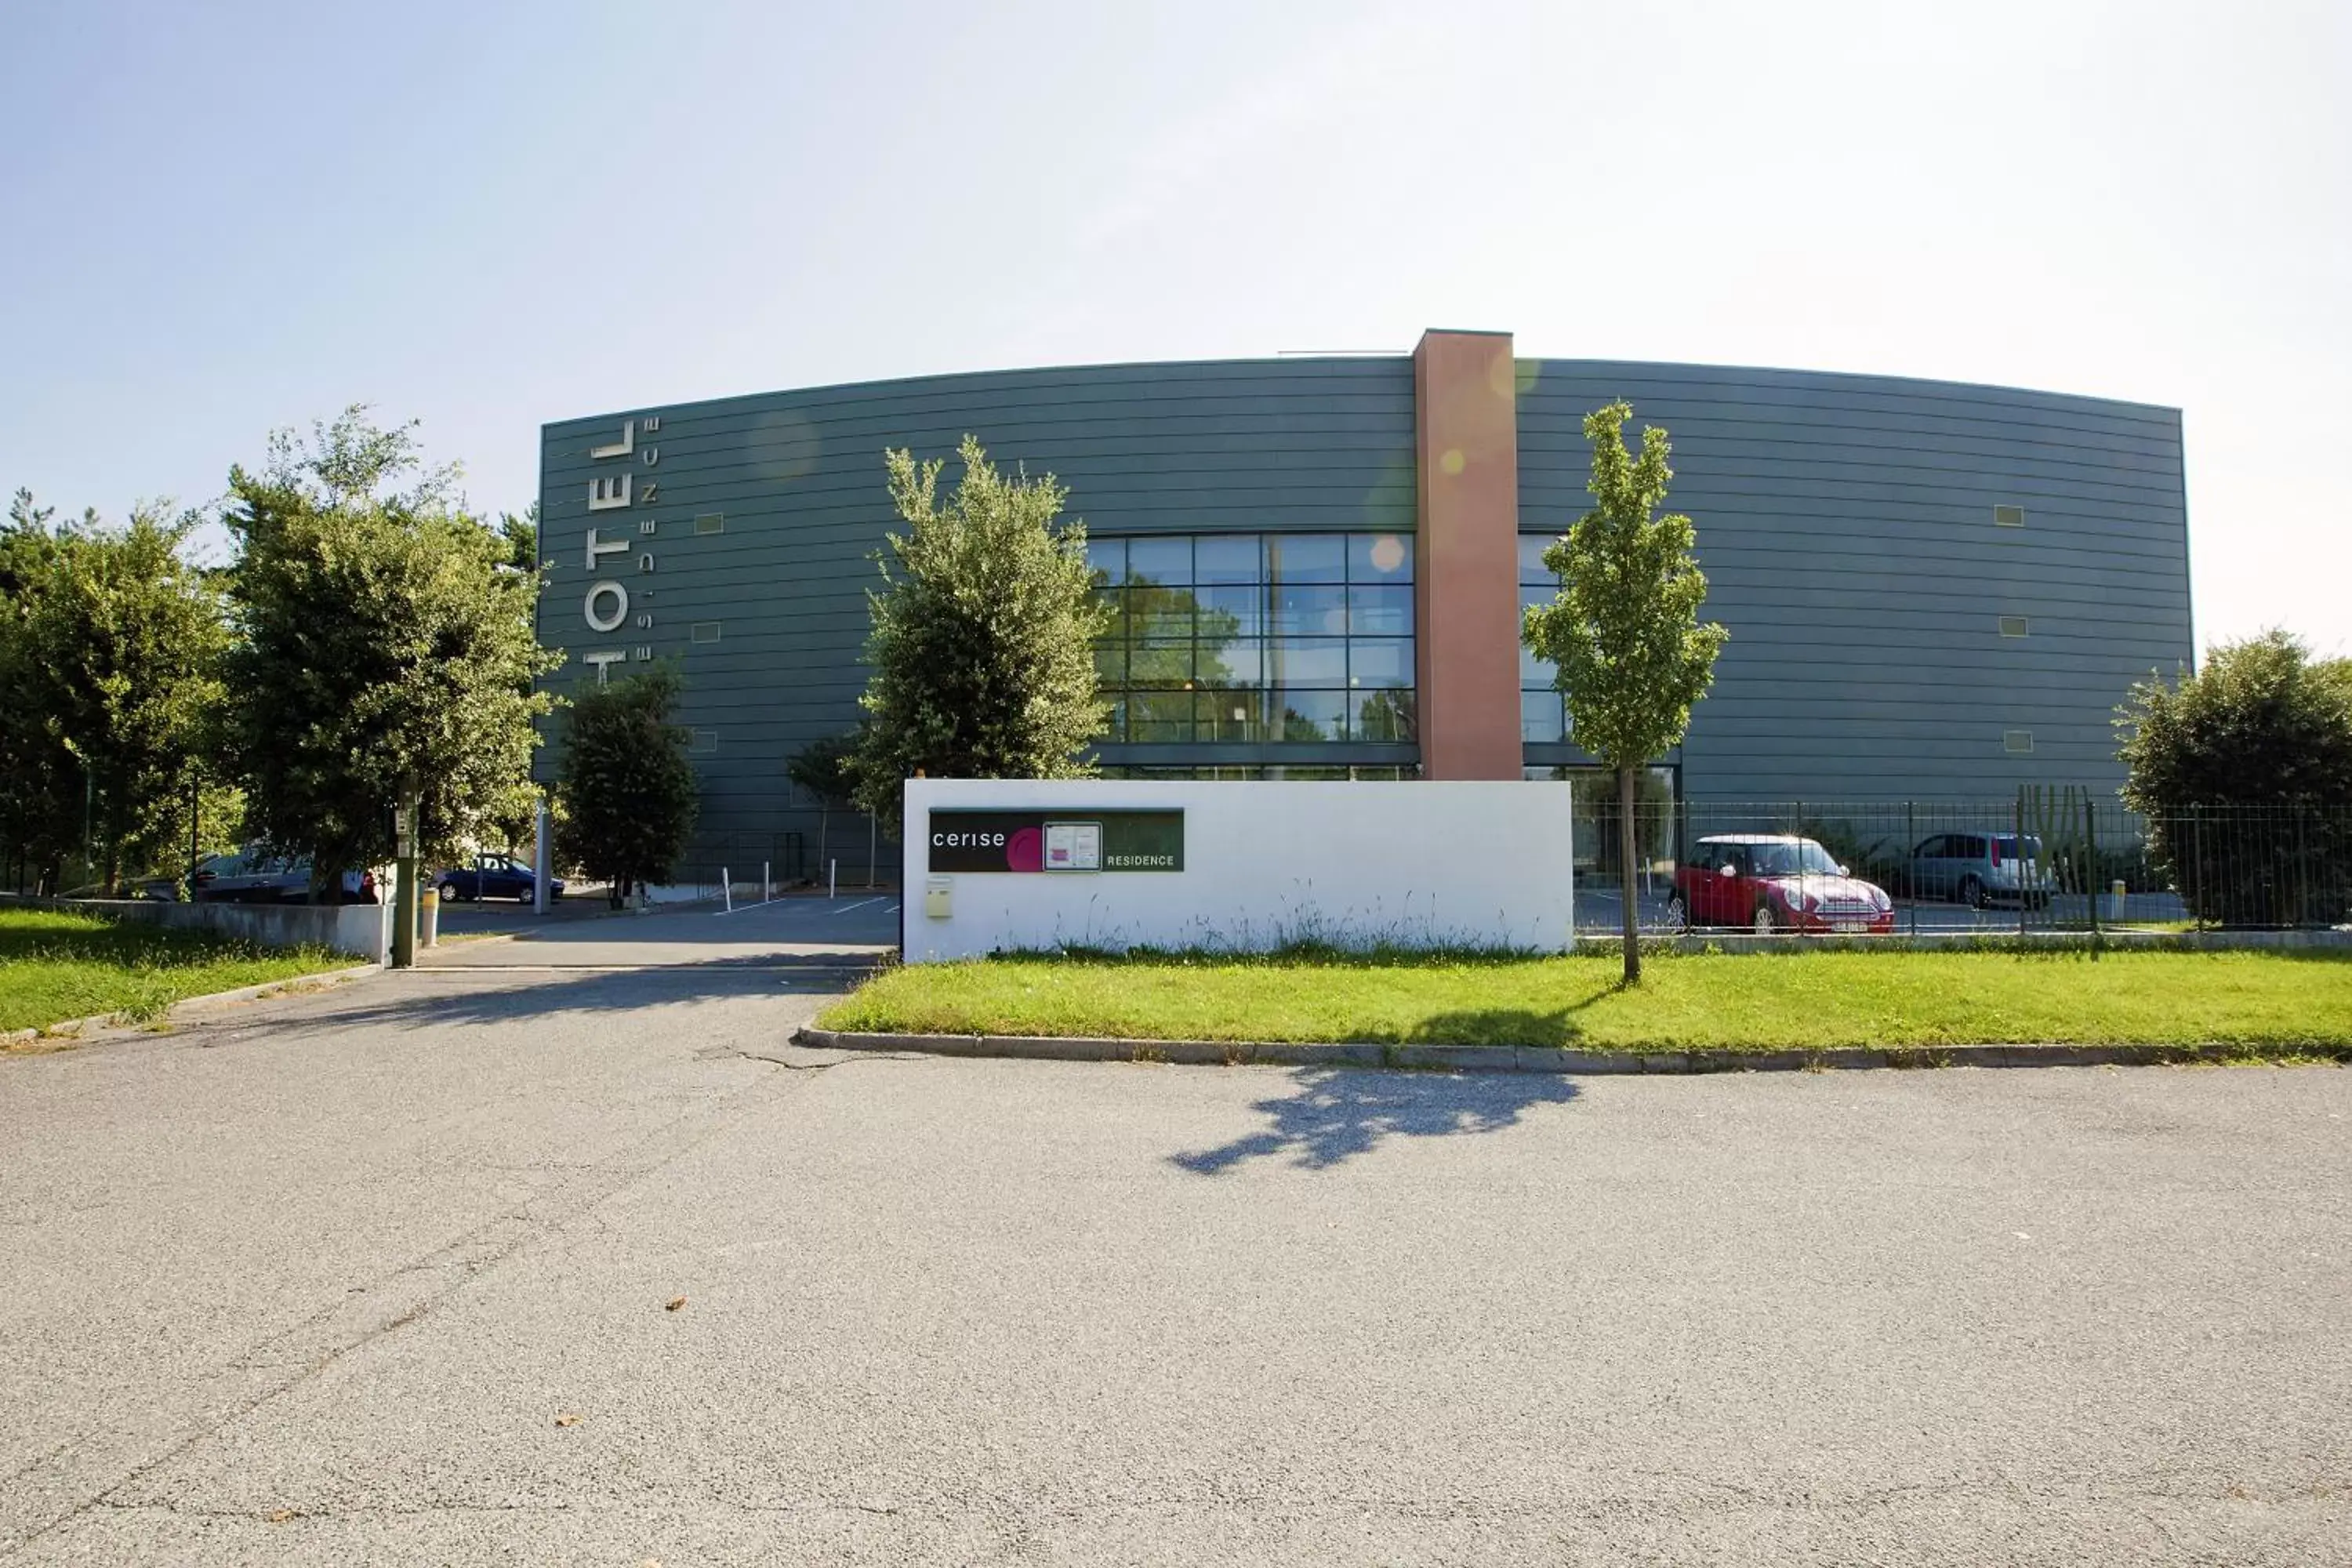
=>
[901,778,1575,964]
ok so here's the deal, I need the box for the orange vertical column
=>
[1413,328,1524,780]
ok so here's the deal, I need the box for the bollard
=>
[2111,879,2127,921]
[829,858,837,899]
[722,866,732,913]
[763,860,771,904]
[419,883,441,948]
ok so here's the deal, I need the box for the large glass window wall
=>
[1088,532,1417,745]
[1519,533,1569,743]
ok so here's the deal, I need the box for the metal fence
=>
[1570,788,2352,936]
[674,832,810,904]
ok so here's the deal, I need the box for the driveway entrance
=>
[420,893,899,971]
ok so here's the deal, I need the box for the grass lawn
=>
[818,948,2352,1053]
[0,907,346,1036]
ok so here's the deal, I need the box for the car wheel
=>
[1752,902,1777,935]
[1663,894,1688,933]
[1961,876,1985,910]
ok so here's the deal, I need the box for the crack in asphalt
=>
[0,1054,819,1560]
[712,1046,929,1071]
[69,1471,2336,1528]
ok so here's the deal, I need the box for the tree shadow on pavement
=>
[1168,1068,1580,1175]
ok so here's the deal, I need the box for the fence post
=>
[2083,790,2100,956]
[2297,804,2310,927]
[1678,790,1690,882]
[1906,800,1916,938]
[867,812,878,889]
[2191,806,2205,932]
[2016,787,2027,939]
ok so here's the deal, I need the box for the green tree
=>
[480,501,547,855]
[1523,402,1728,982]
[853,435,1110,826]
[496,503,539,575]
[558,664,699,908]
[16,503,228,894]
[0,491,77,891]
[786,728,862,878]
[2118,630,2352,924]
[221,408,557,900]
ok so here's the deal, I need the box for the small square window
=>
[1084,536,1126,585]
[2004,729,2033,753]
[694,513,724,535]
[1346,584,1414,636]
[1202,641,1261,686]
[1521,689,1566,743]
[1193,535,1261,585]
[1348,532,1414,583]
[1272,689,1347,741]
[1354,689,1417,742]
[1267,534,1345,584]
[1994,504,2026,528]
[1127,690,1196,742]
[1268,637,1348,685]
[691,621,723,643]
[1998,615,2029,637]
[1347,638,1414,689]
[1127,644,1196,687]
[1125,536,1192,585]
[691,728,718,753]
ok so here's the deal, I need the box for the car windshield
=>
[1748,840,1842,877]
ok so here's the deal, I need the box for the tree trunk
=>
[1618,763,1642,985]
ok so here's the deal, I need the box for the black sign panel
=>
[926,809,1185,873]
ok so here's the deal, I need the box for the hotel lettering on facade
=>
[535,329,2191,867]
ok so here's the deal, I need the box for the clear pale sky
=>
[3,0,2344,653]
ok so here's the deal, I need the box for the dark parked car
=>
[437,854,562,902]
[1667,833,1895,935]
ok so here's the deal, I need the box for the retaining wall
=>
[21,897,388,964]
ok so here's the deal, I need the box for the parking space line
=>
[828,897,887,916]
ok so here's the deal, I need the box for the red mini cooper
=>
[1667,833,1895,935]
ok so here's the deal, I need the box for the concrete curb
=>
[2,963,380,1048]
[790,1027,2350,1074]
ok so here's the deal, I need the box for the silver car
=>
[1908,832,2049,909]
[193,848,376,904]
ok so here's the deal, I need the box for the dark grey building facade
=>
[535,329,2191,875]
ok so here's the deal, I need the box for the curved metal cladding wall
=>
[1515,361,2191,801]
[537,358,1416,863]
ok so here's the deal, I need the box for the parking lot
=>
[2,937,2346,1566]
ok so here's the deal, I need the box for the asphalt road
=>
[2,940,2348,1564]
